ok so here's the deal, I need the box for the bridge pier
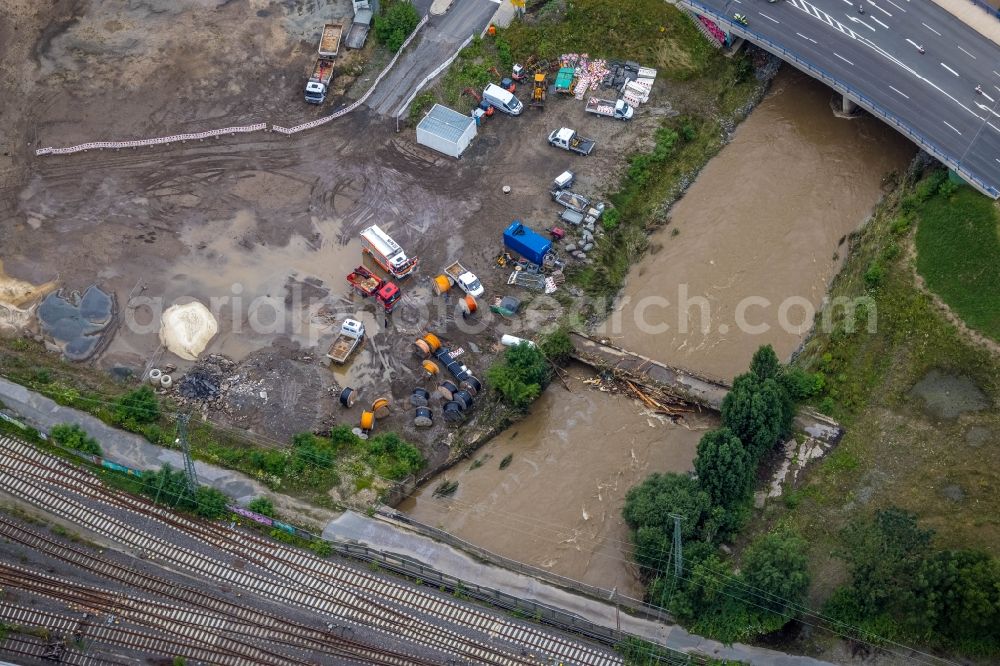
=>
[832,94,860,118]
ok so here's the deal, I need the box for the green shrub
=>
[49,423,102,456]
[374,0,420,52]
[486,342,550,409]
[113,386,160,425]
[538,328,574,365]
[247,497,275,517]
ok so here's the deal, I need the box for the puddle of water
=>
[909,369,991,419]
[400,366,717,598]
[105,209,365,362]
[38,285,114,360]
[612,69,915,379]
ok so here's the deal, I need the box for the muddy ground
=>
[0,0,684,467]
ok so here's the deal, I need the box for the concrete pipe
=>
[372,398,391,419]
[159,374,173,389]
[432,275,452,295]
[410,388,430,408]
[339,387,357,408]
[148,368,163,386]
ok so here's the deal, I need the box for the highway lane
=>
[684,0,1000,195]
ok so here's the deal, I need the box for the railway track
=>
[0,436,622,665]
[0,515,441,665]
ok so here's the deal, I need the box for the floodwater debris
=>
[37,285,115,361]
[499,453,513,470]
[432,480,459,497]
[160,301,219,361]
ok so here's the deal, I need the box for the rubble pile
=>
[175,355,236,407]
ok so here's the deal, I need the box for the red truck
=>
[347,266,401,313]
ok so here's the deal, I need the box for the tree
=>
[49,423,102,456]
[538,328,574,365]
[193,485,229,519]
[113,386,160,425]
[373,0,420,52]
[748,344,782,382]
[486,342,550,409]
[694,428,753,510]
[741,529,810,623]
[909,550,1000,645]
[839,507,933,615]
[720,375,791,463]
[623,473,711,547]
[247,497,275,518]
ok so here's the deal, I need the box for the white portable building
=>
[415,104,477,158]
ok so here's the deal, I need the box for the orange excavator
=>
[530,72,547,110]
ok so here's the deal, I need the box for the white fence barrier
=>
[35,123,267,156]
[395,33,473,118]
[36,15,431,154]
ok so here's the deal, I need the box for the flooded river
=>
[400,366,717,598]
[613,69,914,380]
[404,68,916,592]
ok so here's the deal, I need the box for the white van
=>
[482,83,523,116]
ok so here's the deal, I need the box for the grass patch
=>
[915,183,1000,342]
[772,165,1000,657]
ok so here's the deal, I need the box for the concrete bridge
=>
[676,0,1000,198]
[568,332,844,445]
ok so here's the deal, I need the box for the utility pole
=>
[609,587,621,639]
[670,514,683,578]
[175,413,198,492]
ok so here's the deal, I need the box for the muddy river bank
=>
[404,68,916,591]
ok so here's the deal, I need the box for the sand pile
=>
[159,301,218,360]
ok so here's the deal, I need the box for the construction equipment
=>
[530,73,547,109]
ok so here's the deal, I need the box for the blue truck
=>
[503,221,552,266]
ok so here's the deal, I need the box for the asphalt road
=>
[364,0,499,116]
[682,0,1000,196]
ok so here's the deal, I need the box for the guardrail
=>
[679,0,1000,199]
[963,0,1000,20]
[395,32,474,118]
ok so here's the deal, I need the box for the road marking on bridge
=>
[922,22,941,36]
[943,120,962,135]
[905,37,921,49]
[885,0,906,12]
[994,85,1000,94]
[989,122,1000,135]
[977,102,1000,117]
[834,52,855,65]
[758,11,781,23]
[940,62,960,77]
[866,1,892,17]
[796,31,819,43]
[870,15,890,29]
[889,85,909,99]
[847,15,877,32]
[957,46,977,60]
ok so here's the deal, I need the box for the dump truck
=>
[442,261,484,297]
[585,97,634,120]
[346,266,401,312]
[361,225,418,279]
[345,0,373,49]
[554,67,576,95]
[327,318,365,364]
[318,23,344,57]
[503,220,552,267]
[304,58,336,104]
[547,127,596,156]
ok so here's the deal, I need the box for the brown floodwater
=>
[404,68,917,592]
[400,367,717,598]
[608,69,915,380]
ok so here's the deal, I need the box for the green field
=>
[915,184,1000,342]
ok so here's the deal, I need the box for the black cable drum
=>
[339,387,356,408]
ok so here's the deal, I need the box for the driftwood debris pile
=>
[581,369,696,418]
